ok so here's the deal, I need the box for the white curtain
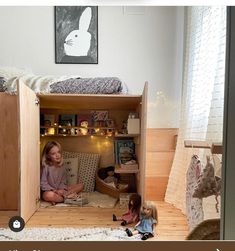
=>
[165,6,226,221]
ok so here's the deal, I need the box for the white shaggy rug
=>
[0,227,141,241]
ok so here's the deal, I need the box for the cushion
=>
[193,157,221,199]
[63,151,82,159]
[0,66,32,81]
[63,157,79,186]
[78,153,100,192]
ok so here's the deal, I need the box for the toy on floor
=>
[113,193,141,226]
[96,166,129,198]
[125,201,158,240]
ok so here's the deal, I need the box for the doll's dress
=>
[135,214,157,235]
[122,209,139,223]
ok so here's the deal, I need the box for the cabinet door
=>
[0,94,18,210]
[139,82,148,200]
[18,80,40,222]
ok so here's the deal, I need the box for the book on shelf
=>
[43,114,56,126]
[120,163,139,171]
[58,114,77,135]
[40,114,56,135]
[91,110,109,123]
[59,114,77,126]
[114,139,136,164]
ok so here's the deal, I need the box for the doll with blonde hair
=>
[125,201,158,240]
[40,141,83,205]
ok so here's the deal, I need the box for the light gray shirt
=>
[40,164,67,191]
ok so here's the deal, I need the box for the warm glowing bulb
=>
[48,128,55,135]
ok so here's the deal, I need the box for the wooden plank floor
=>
[0,201,189,240]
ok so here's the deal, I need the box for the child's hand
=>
[56,189,65,196]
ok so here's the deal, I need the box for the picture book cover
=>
[114,139,136,164]
[91,110,109,122]
[43,114,55,126]
[59,114,77,126]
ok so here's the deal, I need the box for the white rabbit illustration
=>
[64,7,92,57]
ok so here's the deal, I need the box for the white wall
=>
[0,6,184,128]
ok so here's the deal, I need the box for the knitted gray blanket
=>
[1,76,125,94]
[50,77,123,94]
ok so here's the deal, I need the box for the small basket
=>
[95,168,128,198]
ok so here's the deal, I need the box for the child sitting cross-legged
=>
[125,201,158,240]
[40,141,84,205]
[113,193,141,226]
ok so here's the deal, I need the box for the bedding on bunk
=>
[0,68,126,95]
[50,77,123,94]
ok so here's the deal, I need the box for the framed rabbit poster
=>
[55,6,98,64]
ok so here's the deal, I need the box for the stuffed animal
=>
[80,120,89,135]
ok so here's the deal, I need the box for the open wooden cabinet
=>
[0,81,40,222]
[0,80,147,224]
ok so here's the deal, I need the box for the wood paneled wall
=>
[145,128,178,201]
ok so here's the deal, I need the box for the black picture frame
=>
[55,6,98,64]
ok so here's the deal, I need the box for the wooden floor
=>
[0,201,188,241]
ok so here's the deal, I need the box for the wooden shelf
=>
[40,126,115,130]
[115,134,139,137]
[40,134,139,138]
[40,134,113,137]
[40,126,139,138]
[115,165,139,174]
[39,94,142,110]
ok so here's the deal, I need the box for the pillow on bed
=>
[0,66,32,81]
[193,158,221,199]
[63,157,79,186]
[77,153,100,192]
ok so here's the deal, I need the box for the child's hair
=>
[142,201,158,222]
[129,193,141,213]
[41,141,63,166]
